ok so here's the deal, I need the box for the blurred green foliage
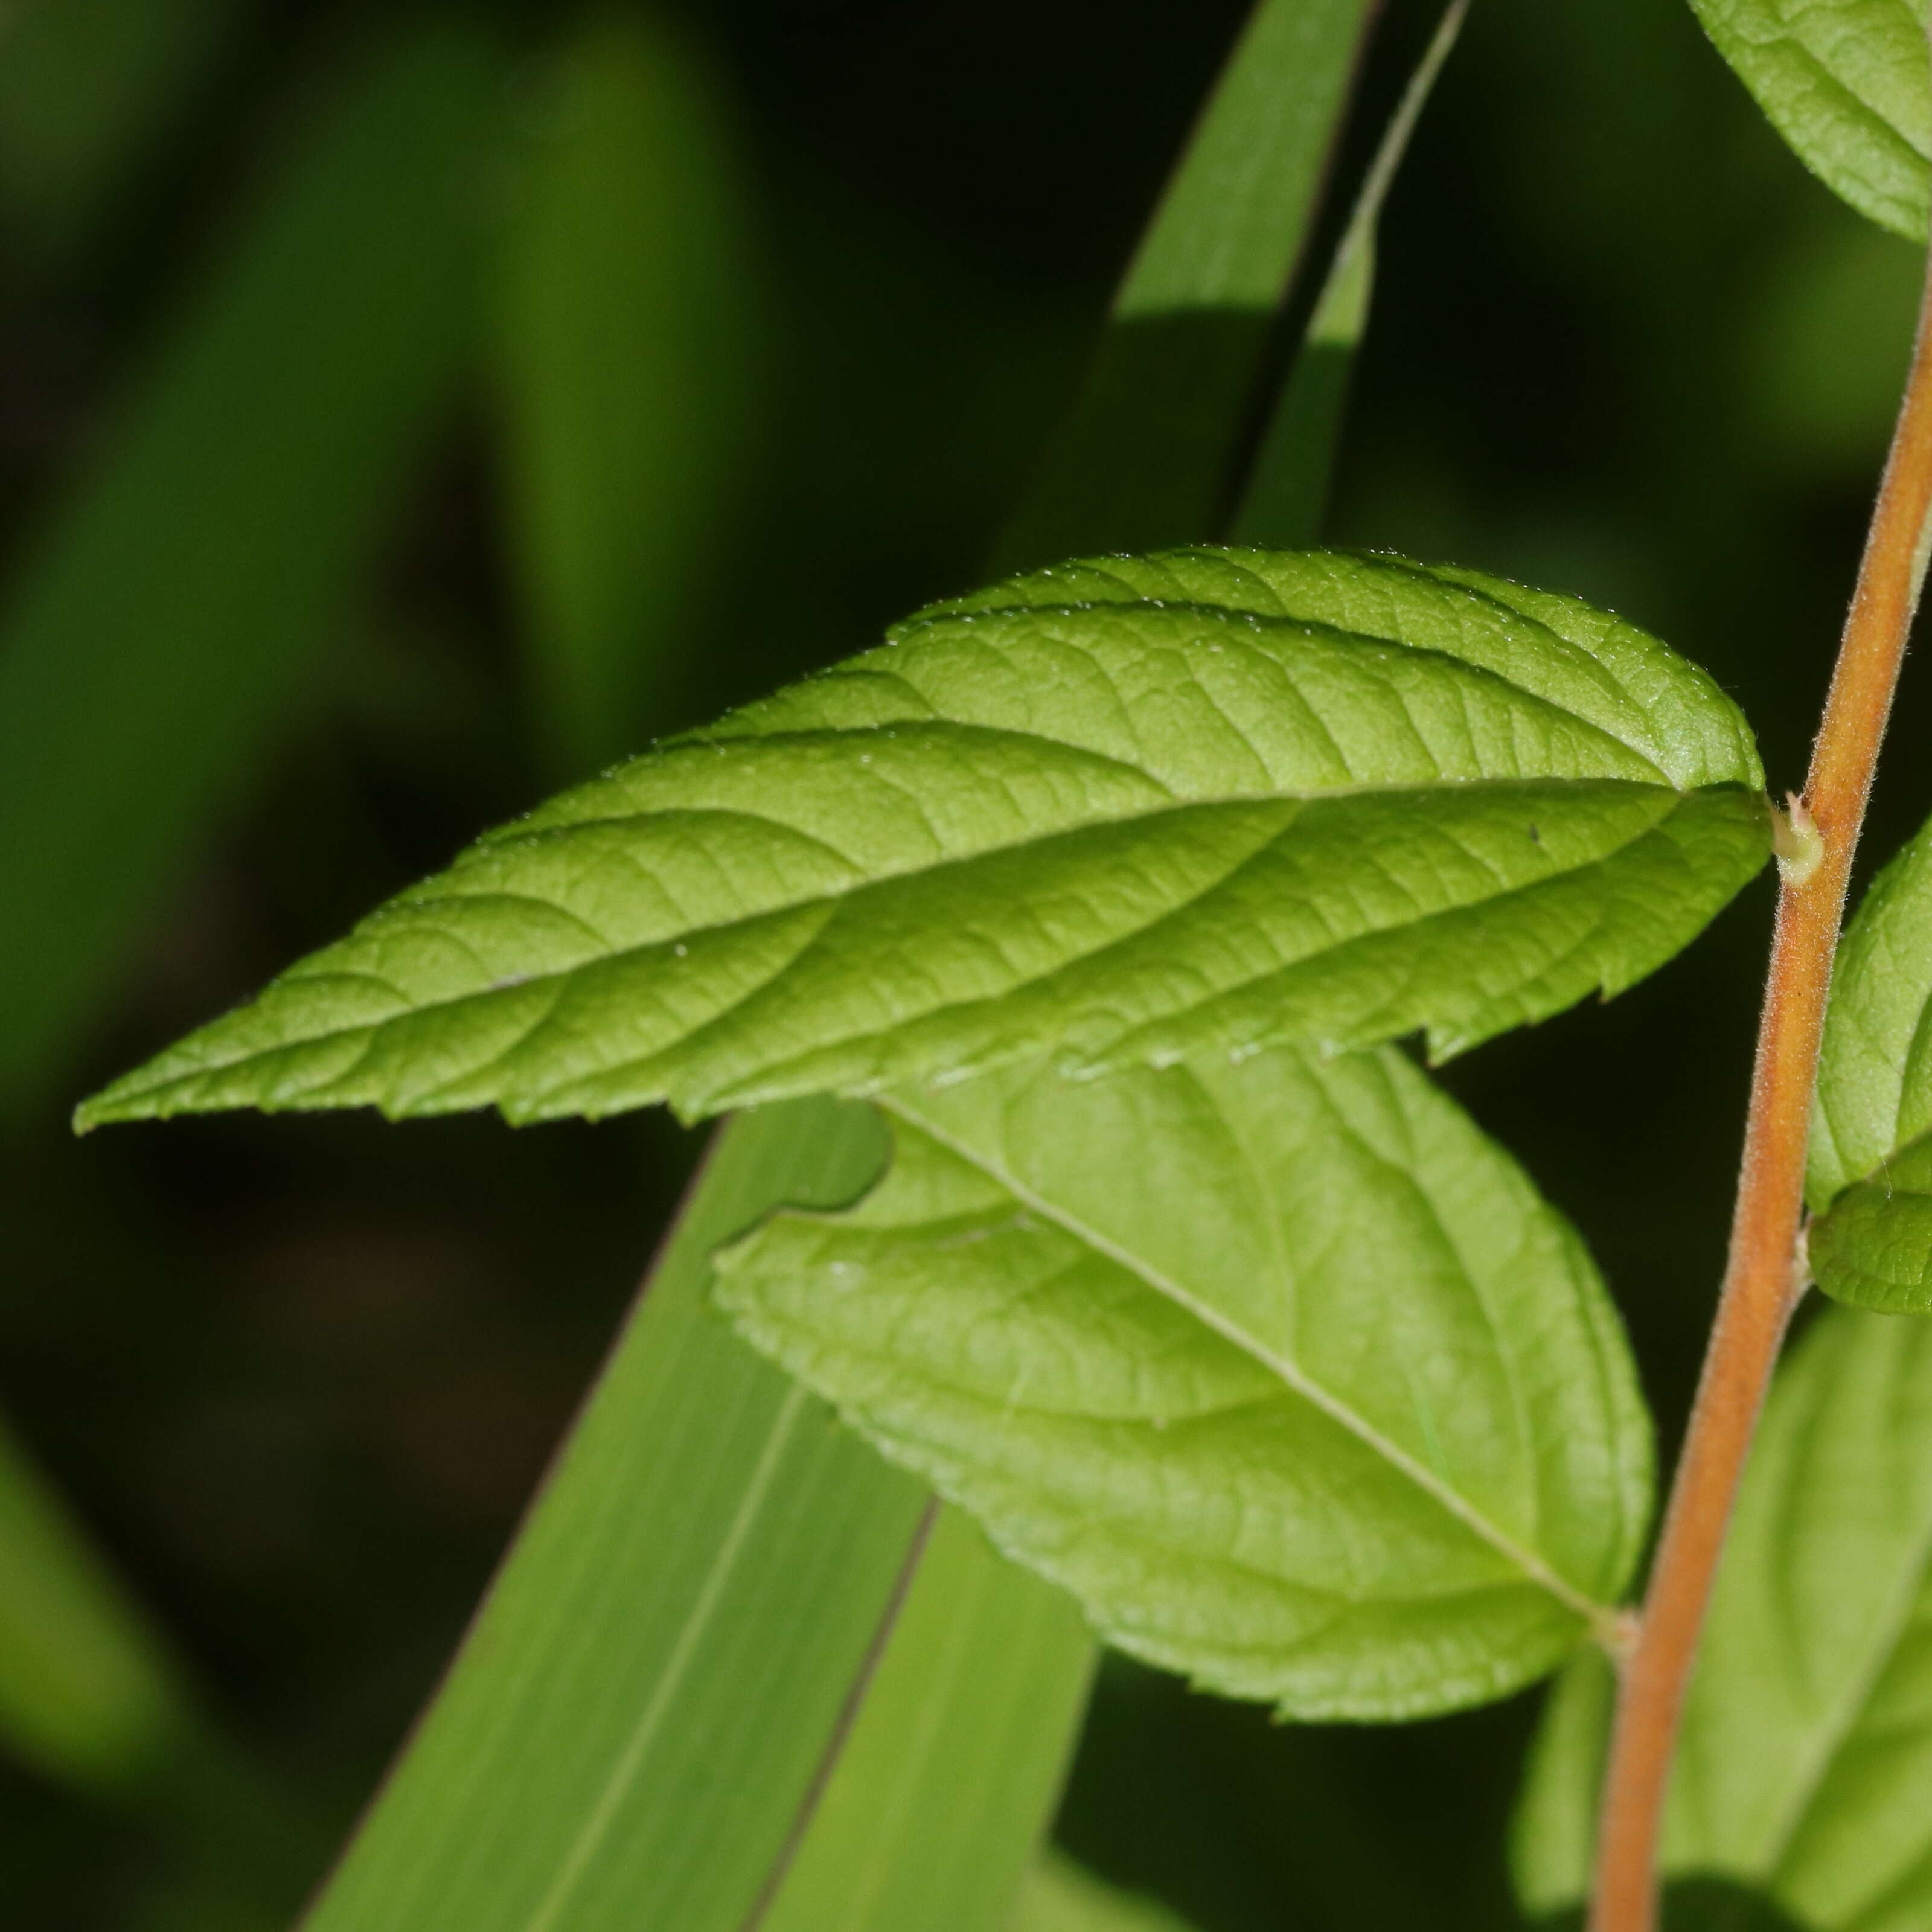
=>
[0,0,1925,1926]
[496,10,761,776]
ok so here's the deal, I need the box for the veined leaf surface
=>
[1808,812,1932,1308]
[1513,1305,1932,1930]
[715,1042,1653,1721]
[77,549,1767,1132]
[1687,0,1932,240]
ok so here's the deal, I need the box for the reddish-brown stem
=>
[1587,240,1932,1931]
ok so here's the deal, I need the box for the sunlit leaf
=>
[278,1,1412,1921]
[77,549,1768,1134]
[717,1041,1652,1721]
[1686,0,1932,240]
[1513,1304,1932,1930]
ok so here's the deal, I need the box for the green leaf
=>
[1013,1852,1200,1932]
[0,1409,188,1791]
[996,0,1379,569]
[1809,1137,1932,1311]
[1686,0,1932,240]
[1807,812,1932,1306]
[1232,0,1470,548]
[298,1098,941,1932]
[715,1041,1653,1721]
[1514,1303,1932,1930]
[0,18,502,1116]
[754,1507,1093,1932]
[282,1,1404,1920]
[77,548,1769,1134]
[1814,815,1932,1209]
[1509,1645,1617,1923]
[496,12,761,777]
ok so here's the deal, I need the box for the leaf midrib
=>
[86,773,1698,1122]
[876,1090,1620,1639]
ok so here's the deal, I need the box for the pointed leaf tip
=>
[80,548,1768,1131]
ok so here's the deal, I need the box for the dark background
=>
[0,0,1918,1925]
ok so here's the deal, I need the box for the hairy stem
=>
[1587,240,1932,1932]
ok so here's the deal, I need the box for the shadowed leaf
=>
[1514,1305,1932,1930]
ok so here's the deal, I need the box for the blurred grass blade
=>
[496,13,761,778]
[996,0,1377,569]
[1013,1852,1202,1932]
[1233,0,1468,546]
[0,19,504,1119]
[292,4,1386,1927]
[0,1410,188,1793]
[0,0,255,279]
[301,1099,933,1932]
[752,1510,1093,1932]
[0,1408,316,1925]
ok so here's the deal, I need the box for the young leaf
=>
[1808,811,1932,1307]
[753,1508,1093,1932]
[1686,0,1932,240]
[76,548,1769,1134]
[1513,1304,1932,1930]
[715,1041,1654,1721]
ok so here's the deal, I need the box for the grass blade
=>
[299,1099,932,1932]
[0,1409,188,1794]
[0,0,254,278]
[995,0,1378,569]
[1233,0,1470,546]
[751,1510,1094,1931]
[0,18,502,1118]
[290,3,1401,1925]
[495,13,760,778]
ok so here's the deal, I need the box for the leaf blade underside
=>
[1513,1305,1932,1931]
[1687,0,1932,241]
[77,549,1768,1134]
[715,1042,1653,1722]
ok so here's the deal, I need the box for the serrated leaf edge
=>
[75,775,1758,1133]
